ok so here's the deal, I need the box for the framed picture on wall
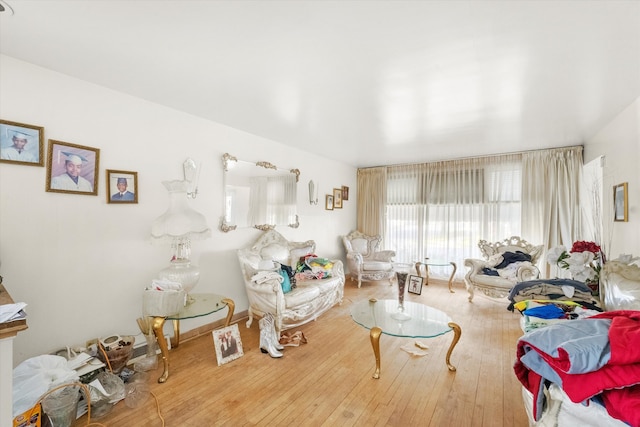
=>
[46,140,100,196]
[614,182,628,222]
[0,119,45,167]
[212,324,244,366]
[325,194,334,210]
[342,185,349,201]
[333,188,343,209]
[106,169,138,204]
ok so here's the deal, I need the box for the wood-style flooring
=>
[79,278,528,426]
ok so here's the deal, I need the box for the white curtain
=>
[362,146,582,280]
[384,154,523,279]
[521,147,583,277]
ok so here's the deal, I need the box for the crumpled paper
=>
[400,341,429,356]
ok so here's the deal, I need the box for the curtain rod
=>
[358,144,584,171]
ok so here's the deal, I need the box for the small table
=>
[151,293,235,383]
[415,258,457,293]
[351,299,461,379]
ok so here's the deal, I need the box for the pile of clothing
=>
[515,310,640,427]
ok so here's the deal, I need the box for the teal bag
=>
[279,268,292,293]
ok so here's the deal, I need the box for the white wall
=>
[583,96,640,259]
[0,55,357,365]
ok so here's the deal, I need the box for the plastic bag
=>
[13,355,80,417]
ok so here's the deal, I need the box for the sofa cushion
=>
[351,238,370,255]
[284,285,321,307]
[290,245,314,266]
[363,260,392,271]
[260,243,290,265]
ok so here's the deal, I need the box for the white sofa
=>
[464,236,542,301]
[237,229,345,333]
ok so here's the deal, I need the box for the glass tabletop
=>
[351,299,452,338]
[167,293,228,320]
[416,259,453,267]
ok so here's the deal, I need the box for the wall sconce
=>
[308,180,318,205]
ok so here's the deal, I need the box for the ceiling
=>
[1,1,639,168]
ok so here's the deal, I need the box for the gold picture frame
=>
[614,182,628,222]
[106,169,138,204]
[0,119,45,167]
[342,185,349,201]
[46,140,100,196]
[325,194,334,210]
[333,188,343,209]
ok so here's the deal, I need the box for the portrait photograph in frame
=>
[333,187,343,209]
[408,275,424,295]
[0,119,45,167]
[212,324,244,366]
[325,194,334,210]
[46,140,100,196]
[342,185,349,201]
[614,182,628,222]
[107,169,138,204]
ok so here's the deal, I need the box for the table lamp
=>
[151,176,211,295]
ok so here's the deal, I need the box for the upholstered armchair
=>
[464,236,543,302]
[342,230,396,287]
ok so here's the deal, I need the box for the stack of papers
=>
[0,302,27,323]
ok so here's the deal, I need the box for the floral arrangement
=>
[547,240,603,284]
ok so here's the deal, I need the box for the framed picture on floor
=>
[0,119,45,166]
[212,324,244,366]
[408,275,424,295]
[613,182,628,222]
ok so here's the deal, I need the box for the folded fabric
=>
[523,305,566,319]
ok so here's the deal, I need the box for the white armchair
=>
[464,236,542,302]
[342,230,395,288]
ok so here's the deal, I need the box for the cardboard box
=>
[13,402,41,427]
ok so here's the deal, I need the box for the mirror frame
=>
[220,153,300,232]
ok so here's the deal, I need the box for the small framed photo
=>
[408,275,424,295]
[0,120,44,166]
[333,188,343,209]
[342,185,349,201]
[46,140,100,195]
[325,194,334,210]
[614,182,628,222]
[107,169,138,204]
[212,324,244,366]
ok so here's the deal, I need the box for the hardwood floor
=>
[79,279,529,426]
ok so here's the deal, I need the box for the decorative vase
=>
[392,263,412,321]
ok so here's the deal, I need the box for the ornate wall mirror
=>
[220,153,300,232]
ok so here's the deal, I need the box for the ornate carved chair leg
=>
[446,322,461,371]
[370,326,382,379]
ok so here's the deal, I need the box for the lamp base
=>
[158,259,200,295]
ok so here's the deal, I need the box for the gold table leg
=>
[448,262,457,293]
[370,326,382,379]
[222,298,235,326]
[445,322,461,371]
[152,316,170,383]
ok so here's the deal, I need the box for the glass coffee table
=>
[151,293,235,383]
[350,298,461,379]
[415,258,457,293]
